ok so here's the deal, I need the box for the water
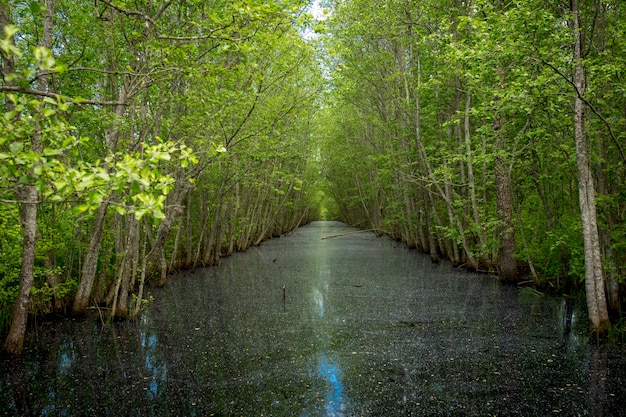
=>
[2,221,625,416]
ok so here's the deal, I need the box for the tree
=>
[2,0,55,354]
[570,0,610,334]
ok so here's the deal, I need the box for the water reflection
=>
[317,355,346,416]
[140,314,167,401]
[313,288,325,318]
[1,221,626,416]
[305,228,348,416]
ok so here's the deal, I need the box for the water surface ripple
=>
[2,221,626,416]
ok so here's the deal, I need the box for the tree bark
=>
[4,186,38,355]
[495,153,518,281]
[464,90,489,262]
[3,0,54,355]
[493,61,518,281]
[73,84,126,314]
[72,202,109,315]
[145,183,189,285]
[571,0,610,334]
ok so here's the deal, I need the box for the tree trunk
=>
[73,86,126,314]
[145,183,188,285]
[592,1,619,317]
[571,0,610,334]
[464,90,488,261]
[495,153,518,281]
[444,182,461,266]
[493,61,518,281]
[422,189,439,262]
[3,0,54,355]
[4,186,38,355]
[131,231,149,320]
[72,202,109,315]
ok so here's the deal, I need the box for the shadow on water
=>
[2,221,626,416]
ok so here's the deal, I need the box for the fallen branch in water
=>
[319,229,380,240]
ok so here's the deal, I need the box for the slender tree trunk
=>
[571,0,610,334]
[43,205,63,310]
[73,89,126,314]
[185,190,194,265]
[4,186,38,355]
[444,182,461,265]
[3,0,54,354]
[593,2,619,317]
[168,216,182,272]
[422,188,439,262]
[112,214,139,319]
[1,3,18,354]
[493,62,518,281]
[145,183,188,284]
[226,187,239,256]
[410,43,441,261]
[495,152,518,281]
[464,90,488,260]
[597,150,619,313]
[131,231,148,320]
[72,202,110,315]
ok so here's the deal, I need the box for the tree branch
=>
[0,86,125,106]
[98,0,243,43]
[536,56,626,164]
[98,0,156,26]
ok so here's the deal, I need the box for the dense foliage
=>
[319,0,625,333]
[0,0,323,353]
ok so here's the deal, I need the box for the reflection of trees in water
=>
[7,356,31,416]
[559,298,575,350]
[588,344,608,417]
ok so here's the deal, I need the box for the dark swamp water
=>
[2,221,626,416]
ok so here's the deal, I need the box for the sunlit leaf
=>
[9,142,23,154]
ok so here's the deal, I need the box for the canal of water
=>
[1,221,626,416]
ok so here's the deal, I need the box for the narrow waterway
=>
[2,221,625,416]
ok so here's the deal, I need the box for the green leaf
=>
[43,148,62,157]
[42,108,56,118]
[9,142,23,155]
[152,210,165,220]
[73,204,89,215]
[95,170,111,182]
[130,181,141,195]
[53,179,67,191]
[4,25,18,38]
[29,1,42,14]
[134,208,147,220]
[35,179,46,192]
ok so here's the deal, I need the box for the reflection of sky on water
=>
[317,355,346,417]
[302,241,348,416]
[313,288,325,318]
[140,316,167,400]
[58,340,76,375]
[299,354,348,417]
